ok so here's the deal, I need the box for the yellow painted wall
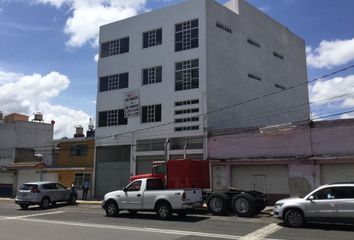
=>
[47,169,93,188]
[57,139,94,168]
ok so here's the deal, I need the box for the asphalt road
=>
[0,200,353,240]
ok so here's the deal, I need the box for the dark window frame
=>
[141,104,162,123]
[100,37,130,58]
[98,109,127,127]
[175,19,199,52]
[175,59,199,91]
[142,66,162,85]
[143,28,162,48]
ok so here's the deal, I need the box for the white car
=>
[15,182,77,209]
[274,183,354,227]
[102,178,203,219]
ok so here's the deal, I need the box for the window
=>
[142,66,162,85]
[141,104,161,123]
[69,144,88,156]
[312,187,337,200]
[216,22,232,34]
[74,173,91,188]
[175,125,199,132]
[175,117,199,123]
[273,51,284,60]
[136,138,166,152]
[334,187,354,199]
[175,19,198,52]
[170,137,203,150]
[143,28,162,48]
[146,179,164,190]
[55,183,66,190]
[98,109,127,127]
[275,84,286,90]
[100,72,128,92]
[175,108,199,115]
[100,37,129,58]
[247,38,260,48]
[126,181,142,191]
[248,73,262,81]
[175,99,199,106]
[175,59,199,91]
[41,183,55,190]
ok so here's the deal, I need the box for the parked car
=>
[102,178,203,219]
[274,183,354,227]
[15,182,78,210]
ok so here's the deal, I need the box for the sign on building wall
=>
[124,90,140,118]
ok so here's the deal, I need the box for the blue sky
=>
[1,0,354,138]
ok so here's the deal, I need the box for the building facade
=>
[95,0,309,197]
[46,136,95,199]
[208,119,354,203]
[0,113,53,196]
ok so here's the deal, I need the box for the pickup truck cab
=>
[102,178,202,219]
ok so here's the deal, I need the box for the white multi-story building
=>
[95,0,309,197]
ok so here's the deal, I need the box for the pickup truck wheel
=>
[105,201,119,217]
[40,197,51,209]
[207,193,229,216]
[19,203,29,210]
[156,202,172,220]
[232,193,256,217]
[284,209,305,228]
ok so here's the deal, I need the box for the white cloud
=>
[310,75,354,111]
[34,0,147,48]
[307,38,354,69]
[0,70,90,139]
[94,53,99,62]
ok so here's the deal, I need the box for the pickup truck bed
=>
[102,178,203,219]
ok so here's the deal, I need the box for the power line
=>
[1,109,354,152]
[94,64,354,141]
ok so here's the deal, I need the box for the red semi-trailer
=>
[130,159,267,217]
[131,159,209,189]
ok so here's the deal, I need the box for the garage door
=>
[320,164,354,184]
[17,170,41,188]
[230,165,289,194]
[95,146,131,199]
[135,156,165,175]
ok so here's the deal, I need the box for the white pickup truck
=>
[102,178,203,219]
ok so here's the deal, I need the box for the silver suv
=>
[274,183,354,227]
[15,182,77,210]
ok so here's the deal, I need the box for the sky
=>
[0,0,354,139]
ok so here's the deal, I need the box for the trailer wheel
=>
[232,193,256,217]
[207,193,230,216]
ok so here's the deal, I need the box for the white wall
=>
[96,0,208,147]
[0,122,53,165]
[205,0,309,130]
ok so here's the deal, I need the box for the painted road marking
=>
[18,218,243,240]
[3,211,65,220]
[238,223,282,240]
